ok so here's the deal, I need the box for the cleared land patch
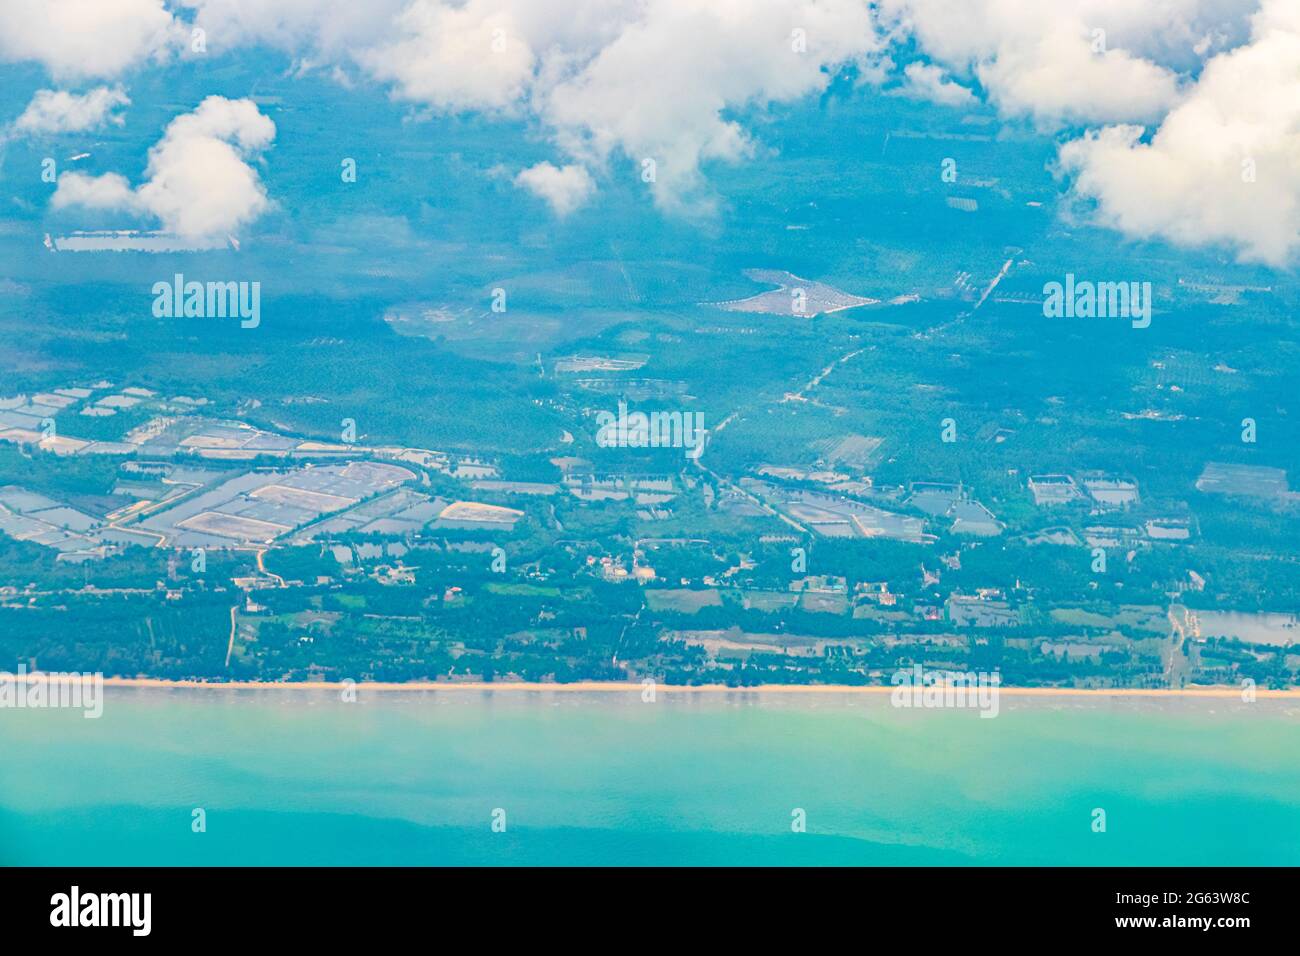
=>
[250,484,359,511]
[177,511,290,542]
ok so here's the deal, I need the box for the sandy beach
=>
[92,676,1300,699]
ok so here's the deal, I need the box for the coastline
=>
[93,677,1300,699]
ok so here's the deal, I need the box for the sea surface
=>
[2,688,1298,866]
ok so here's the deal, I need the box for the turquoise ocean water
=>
[1,689,1297,865]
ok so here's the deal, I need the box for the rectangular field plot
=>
[249,484,359,511]
[177,511,291,542]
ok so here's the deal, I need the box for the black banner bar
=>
[0,866,1286,942]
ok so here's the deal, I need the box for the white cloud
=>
[49,170,139,211]
[976,22,1180,126]
[890,62,976,107]
[514,161,595,216]
[52,95,276,239]
[1058,0,1300,266]
[0,0,180,79]
[538,0,882,211]
[10,86,131,135]
[873,0,1260,128]
[359,0,536,113]
[180,0,407,59]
